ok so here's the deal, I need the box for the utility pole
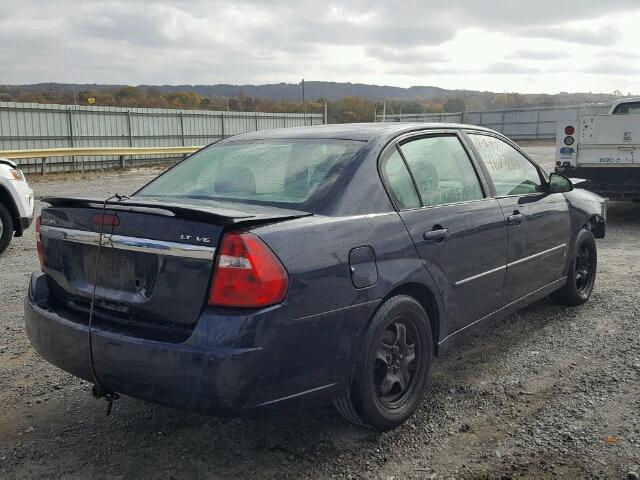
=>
[324,101,328,125]
[301,79,307,125]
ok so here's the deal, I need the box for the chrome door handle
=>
[423,228,448,243]
[507,212,523,225]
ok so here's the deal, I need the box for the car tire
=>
[550,228,597,306]
[0,203,14,255]
[334,295,433,431]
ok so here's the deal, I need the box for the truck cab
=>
[556,98,640,200]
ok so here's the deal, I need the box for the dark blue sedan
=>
[25,123,606,430]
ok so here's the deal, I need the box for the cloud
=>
[521,25,622,46]
[595,50,639,59]
[485,63,540,74]
[364,47,447,64]
[0,0,639,86]
[582,61,640,75]
[506,50,570,60]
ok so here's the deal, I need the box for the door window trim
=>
[461,130,550,199]
[378,129,493,212]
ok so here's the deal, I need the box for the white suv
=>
[0,159,34,254]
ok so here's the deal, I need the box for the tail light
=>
[209,232,288,308]
[564,125,575,136]
[35,215,44,271]
[564,136,575,146]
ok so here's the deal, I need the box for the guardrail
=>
[0,146,203,175]
[0,101,324,174]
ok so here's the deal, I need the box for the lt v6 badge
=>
[180,234,212,244]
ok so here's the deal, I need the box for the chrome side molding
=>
[506,244,567,268]
[454,244,567,287]
[40,226,215,261]
[454,265,506,286]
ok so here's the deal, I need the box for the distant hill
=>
[1,82,622,122]
[11,81,465,102]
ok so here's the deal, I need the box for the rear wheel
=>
[551,228,597,306]
[334,295,433,431]
[0,203,14,255]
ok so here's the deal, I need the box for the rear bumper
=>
[556,165,640,199]
[25,272,375,415]
[16,215,34,236]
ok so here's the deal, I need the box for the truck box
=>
[556,98,640,199]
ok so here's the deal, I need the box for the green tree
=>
[443,97,466,113]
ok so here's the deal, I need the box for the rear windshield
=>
[137,139,364,210]
[612,102,640,114]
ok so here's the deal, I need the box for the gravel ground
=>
[0,143,639,479]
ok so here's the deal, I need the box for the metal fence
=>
[0,102,324,173]
[377,103,613,140]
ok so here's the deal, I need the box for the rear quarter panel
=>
[251,213,445,390]
[254,213,439,319]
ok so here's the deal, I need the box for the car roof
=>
[225,122,497,142]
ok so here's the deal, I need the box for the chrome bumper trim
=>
[40,226,215,260]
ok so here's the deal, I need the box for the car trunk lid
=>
[39,196,308,331]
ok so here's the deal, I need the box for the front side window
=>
[468,134,543,196]
[399,135,484,207]
[137,139,364,210]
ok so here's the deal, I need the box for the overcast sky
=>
[2,0,640,94]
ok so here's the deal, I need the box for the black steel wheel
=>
[575,240,593,295]
[334,295,432,431]
[551,228,597,306]
[373,319,420,409]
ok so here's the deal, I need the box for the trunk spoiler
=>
[42,196,311,225]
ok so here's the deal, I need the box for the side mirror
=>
[549,172,573,193]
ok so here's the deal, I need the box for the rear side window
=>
[468,134,542,196]
[381,147,421,209]
[399,135,484,207]
[137,139,364,210]
[613,102,640,114]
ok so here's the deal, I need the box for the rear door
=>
[382,132,508,334]
[466,133,570,303]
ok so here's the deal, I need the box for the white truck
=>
[0,158,35,254]
[556,97,640,200]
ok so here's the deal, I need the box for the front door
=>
[382,133,508,335]
[466,133,571,303]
